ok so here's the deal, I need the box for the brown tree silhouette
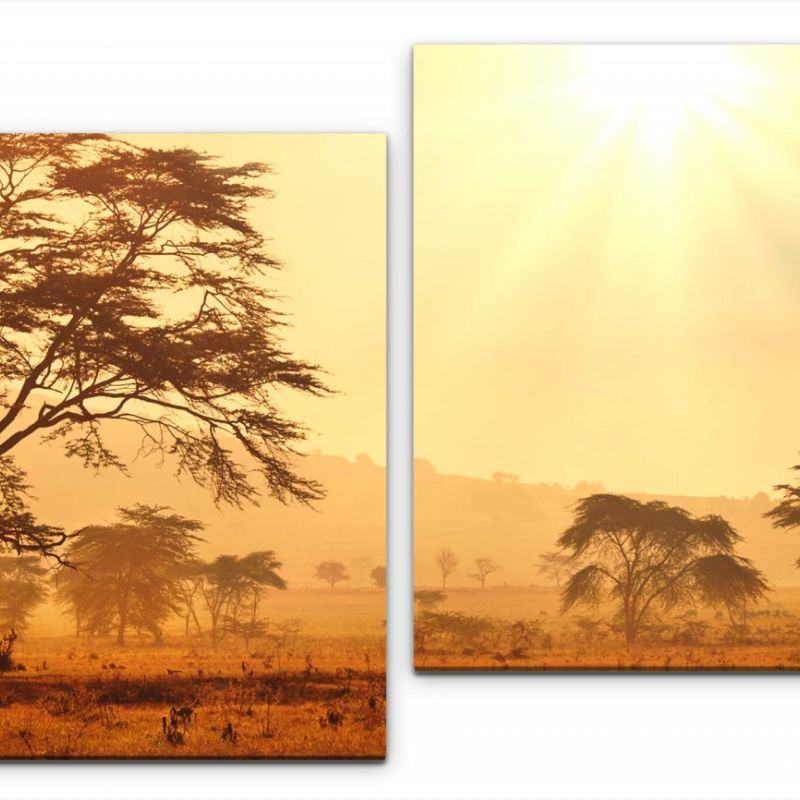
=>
[54,505,203,644]
[536,551,579,588]
[370,565,386,588]
[0,134,328,559]
[469,556,501,588]
[558,494,768,644]
[315,560,349,588]
[765,463,800,568]
[434,547,458,589]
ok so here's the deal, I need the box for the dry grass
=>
[0,588,385,759]
[414,585,800,671]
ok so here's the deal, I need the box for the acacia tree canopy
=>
[314,560,349,588]
[558,494,769,643]
[0,555,49,632]
[197,551,286,641]
[0,134,328,558]
[54,504,203,644]
[765,463,800,567]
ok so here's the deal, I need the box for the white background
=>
[4,2,800,798]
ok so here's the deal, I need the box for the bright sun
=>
[579,45,747,157]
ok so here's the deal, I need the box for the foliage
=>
[198,551,287,641]
[0,134,329,558]
[54,505,203,643]
[469,556,501,588]
[536,550,579,588]
[433,547,458,589]
[0,628,17,671]
[413,589,447,610]
[558,494,769,643]
[766,464,800,568]
[314,560,349,588]
[0,555,49,631]
[370,565,386,588]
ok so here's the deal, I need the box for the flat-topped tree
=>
[558,494,769,644]
[0,134,328,559]
[54,504,203,644]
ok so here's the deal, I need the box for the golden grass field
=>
[414,585,800,671]
[0,588,385,759]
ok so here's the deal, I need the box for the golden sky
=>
[415,45,800,497]
[126,134,385,465]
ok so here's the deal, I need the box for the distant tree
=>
[54,505,202,644]
[239,550,287,628]
[558,494,769,644]
[536,551,579,588]
[370,565,387,588]
[198,551,286,642]
[0,556,48,632]
[198,555,242,641]
[434,548,458,589]
[171,559,205,637]
[315,560,349,588]
[469,557,501,588]
[0,134,329,560]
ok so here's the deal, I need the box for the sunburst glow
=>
[579,45,748,157]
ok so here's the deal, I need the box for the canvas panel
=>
[414,44,800,671]
[0,133,386,757]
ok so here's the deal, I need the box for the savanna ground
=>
[414,585,800,671]
[0,588,385,759]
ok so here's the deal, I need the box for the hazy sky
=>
[127,134,385,465]
[415,45,800,497]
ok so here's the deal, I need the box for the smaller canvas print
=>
[415,44,800,671]
[0,133,385,757]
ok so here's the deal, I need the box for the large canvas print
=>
[414,45,800,670]
[0,133,386,756]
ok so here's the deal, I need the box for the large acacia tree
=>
[558,494,768,644]
[54,504,202,644]
[0,134,328,559]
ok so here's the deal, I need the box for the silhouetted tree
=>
[434,547,458,589]
[0,134,329,559]
[469,557,501,588]
[558,494,768,644]
[198,551,286,642]
[55,505,202,644]
[0,555,48,632]
[315,560,349,588]
[693,553,768,628]
[536,551,579,588]
[370,565,386,588]
[171,558,205,637]
[766,464,800,567]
